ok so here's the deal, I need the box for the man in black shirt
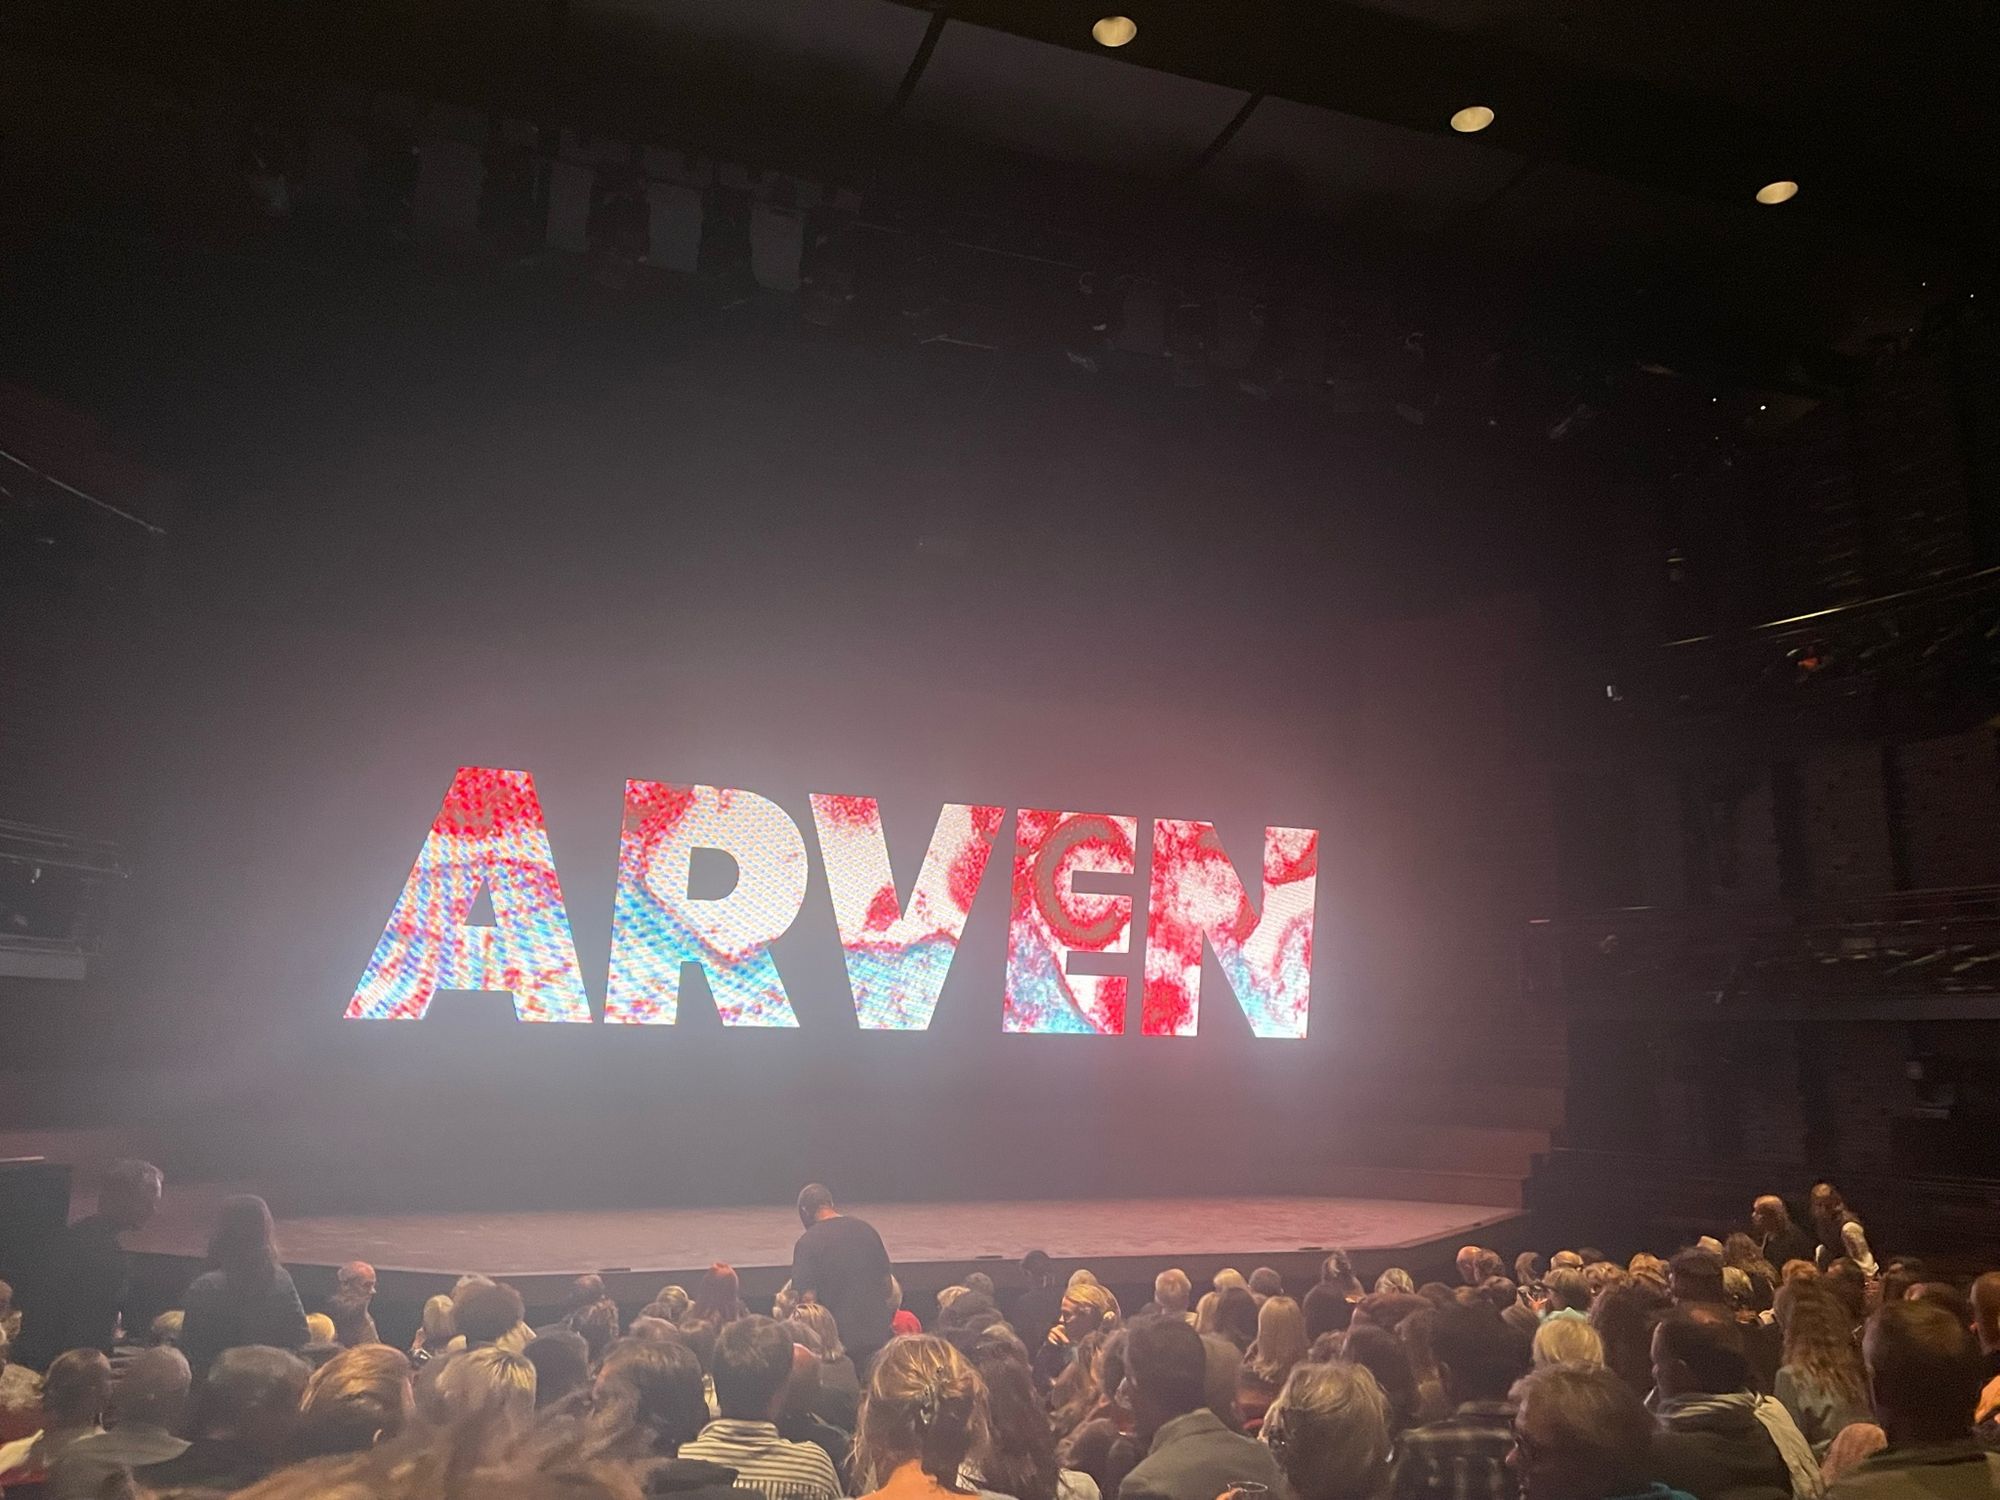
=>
[15,1159,162,1370]
[1009,1250,1064,1348]
[1750,1196,1815,1274]
[789,1184,893,1371]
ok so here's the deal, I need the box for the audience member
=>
[1212,1287,1260,1354]
[1341,1324,1424,1438]
[413,1292,457,1362]
[791,1186,895,1370]
[1117,1317,1285,1500]
[292,1341,414,1457]
[957,1329,1100,1500]
[433,1346,538,1434]
[1821,1264,1869,1331]
[1774,1281,1871,1455]
[1381,1269,1420,1297]
[1649,1306,1821,1500]
[179,1195,312,1379]
[1516,1256,1547,1292]
[145,1344,310,1492]
[334,1261,381,1343]
[1251,1268,1286,1302]
[526,1329,594,1410]
[1306,1253,1367,1341]
[683,1315,843,1500]
[1750,1203,1816,1285]
[1547,1269,1593,1318]
[0,1324,41,1447]
[306,1312,337,1344]
[1149,1270,1195,1324]
[1036,1283,1120,1386]
[789,1301,862,1430]
[691,1264,752,1330]
[587,1336,743,1500]
[849,1335,988,1500]
[1507,1362,1690,1500]
[1012,1253,1063,1351]
[1397,1306,1454,1427]
[1827,1301,1999,1500]
[1238,1295,1309,1433]
[1393,1299,1530,1500]
[450,1278,535,1355]
[1534,1319,1605,1370]
[1264,1359,1392,1500]
[1669,1250,1729,1310]
[47,1343,190,1497]
[0,1347,111,1489]
[1808,1187,1878,1280]
[327,1290,375,1349]
[13,1160,164,1369]
[1461,1248,1505,1287]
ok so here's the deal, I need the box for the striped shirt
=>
[680,1419,844,1500]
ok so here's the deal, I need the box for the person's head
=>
[1123,1315,1211,1438]
[855,1334,989,1490]
[1514,1253,1545,1289]
[1864,1299,1984,1445]
[1251,1296,1309,1378]
[1971,1272,2000,1353]
[651,1285,692,1324]
[294,1343,414,1457]
[307,1313,337,1344]
[1627,1254,1668,1283]
[797,1182,836,1229]
[961,1328,1059,1500]
[1775,1279,1865,1404]
[1508,1362,1656,1500]
[1457,1246,1488,1285]
[1751,1195,1791,1234]
[591,1338,710,1456]
[710,1315,796,1421]
[1810,1182,1846,1221]
[628,1316,679,1344]
[42,1347,114,1428]
[111,1344,191,1430]
[208,1193,283,1285]
[1432,1299,1530,1405]
[1531,1315,1602,1370]
[191,1345,312,1456]
[151,1309,184,1346]
[421,1293,457,1346]
[1214,1285,1260,1351]
[433,1346,536,1432]
[1484,1275,1525,1312]
[1022,1249,1054,1288]
[1263,1359,1391,1500]
[1667,1247,1726,1307]
[1250,1267,1285,1301]
[454,1279,526,1347]
[565,1273,606,1310]
[1545,1268,1590,1313]
[327,1291,375,1347]
[1334,1323,1417,1435]
[1214,1268,1248,1293]
[691,1263,745,1325]
[1320,1250,1361,1294]
[99,1158,165,1231]
[1650,1306,1749,1399]
[337,1261,377,1300]
[1375,1268,1415,1298]
[1154,1268,1193,1314]
[1908,1281,1973,1327]
[965,1271,996,1300]
[788,1300,845,1362]
[1060,1282,1120,1342]
[1587,1278,1670,1398]
[1194,1291,1220,1335]
[524,1330,592,1409]
[571,1298,622,1363]
[1824,1259,1869,1324]
[1719,1232,1758,1270]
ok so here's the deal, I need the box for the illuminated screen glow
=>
[603,780,809,1027]
[345,766,592,1022]
[1142,820,1318,1039]
[810,794,1004,1030]
[1004,808,1137,1035]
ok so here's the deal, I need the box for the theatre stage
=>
[125,1189,1523,1312]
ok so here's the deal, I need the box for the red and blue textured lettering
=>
[1004,809,1137,1034]
[810,794,1004,1030]
[345,766,592,1022]
[603,781,808,1026]
[1142,820,1317,1038]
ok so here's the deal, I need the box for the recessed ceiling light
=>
[1755,180,1799,205]
[1092,15,1137,47]
[1450,105,1495,134]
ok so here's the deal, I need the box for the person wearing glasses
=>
[1506,1364,1694,1500]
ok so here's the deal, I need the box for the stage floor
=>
[126,1189,1519,1291]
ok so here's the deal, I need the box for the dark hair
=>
[1909,1282,1973,1327]
[1214,1286,1259,1351]
[193,1346,312,1439]
[1589,1279,1670,1398]
[589,1338,711,1457]
[1022,1249,1053,1276]
[1668,1248,1727,1305]
[965,1331,1061,1500]
[1656,1307,1749,1393]
[42,1348,113,1426]
[525,1331,593,1410]
[1249,1268,1285,1299]
[710,1316,796,1420]
[1335,1324,1417,1435]
[1865,1300,1983,1442]
[570,1299,622,1362]
[208,1194,283,1287]
[1125,1316,1208,1417]
[1430,1300,1528,1403]
[690,1264,747,1327]
[1824,1259,1869,1323]
[568,1274,608,1311]
[936,1290,1001,1333]
[966,1272,997,1300]
[1514,1363,1655,1493]
[455,1281,526,1346]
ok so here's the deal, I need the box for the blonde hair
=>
[421,1295,457,1345]
[1155,1269,1192,1310]
[1264,1360,1391,1500]
[1064,1282,1120,1331]
[1214,1269,1248,1293]
[307,1314,337,1343]
[1194,1291,1220,1334]
[1533,1317,1605,1369]
[433,1347,536,1431]
[1247,1296,1309,1384]
[854,1335,989,1490]
[299,1343,414,1454]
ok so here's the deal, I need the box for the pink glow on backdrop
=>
[1004,809,1137,1034]
[345,766,592,1022]
[1142,820,1318,1038]
[603,781,809,1026]
[810,795,1005,1030]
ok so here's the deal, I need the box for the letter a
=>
[1142,820,1317,1038]
[810,795,1004,1030]
[604,781,808,1026]
[346,767,592,1022]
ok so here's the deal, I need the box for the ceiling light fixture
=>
[1755,180,1799,205]
[1450,105,1495,133]
[1092,15,1137,47]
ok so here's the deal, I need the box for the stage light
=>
[1450,106,1495,134]
[1093,15,1137,47]
[1755,180,1798,205]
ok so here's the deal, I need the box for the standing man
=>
[15,1160,163,1370]
[1750,1197,1815,1273]
[789,1184,893,1372]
